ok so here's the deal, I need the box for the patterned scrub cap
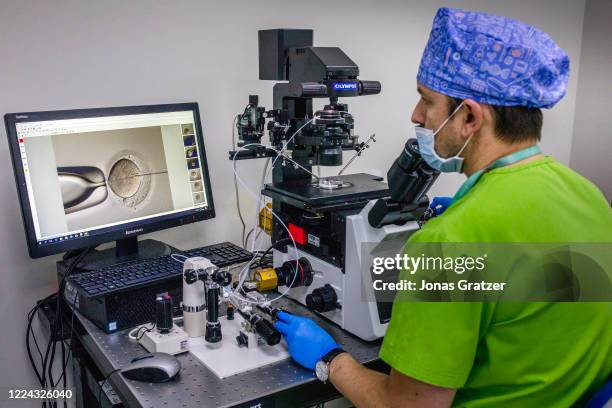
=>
[417,7,570,108]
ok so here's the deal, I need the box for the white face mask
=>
[415,101,474,173]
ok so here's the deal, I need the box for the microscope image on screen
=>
[58,153,158,215]
[51,126,177,231]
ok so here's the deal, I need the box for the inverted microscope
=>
[227,29,440,341]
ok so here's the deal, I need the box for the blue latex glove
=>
[429,196,453,215]
[274,311,339,370]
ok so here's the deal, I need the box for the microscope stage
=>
[263,173,389,209]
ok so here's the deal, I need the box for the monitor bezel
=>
[5,102,216,258]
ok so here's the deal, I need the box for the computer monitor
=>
[5,103,215,258]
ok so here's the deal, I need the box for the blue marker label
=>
[108,321,117,331]
[333,82,358,91]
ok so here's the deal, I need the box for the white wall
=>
[570,0,612,203]
[0,0,587,397]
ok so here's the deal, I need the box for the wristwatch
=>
[315,348,346,382]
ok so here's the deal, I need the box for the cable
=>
[277,152,320,180]
[47,250,89,406]
[27,300,54,408]
[243,228,254,250]
[48,248,91,384]
[243,155,271,249]
[52,264,87,394]
[248,254,273,270]
[59,340,67,408]
[231,145,300,305]
[27,309,43,361]
[244,220,267,251]
[28,301,50,363]
[36,247,92,408]
[259,238,291,265]
[231,144,298,304]
[97,368,121,408]
[170,253,188,264]
[52,302,77,390]
[28,294,61,408]
[127,323,156,341]
[238,103,253,123]
[53,264,85,393]
[230,116,319,305]
[55,272,81,389]
[232,113,247,246]
[26,295,54,386]
[240,157,270,249]
[26,301,53,408]
[52,340,71,388]
[137,325,155,340]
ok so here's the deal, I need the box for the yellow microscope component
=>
[253,268,278,291]
[259,203,273,235]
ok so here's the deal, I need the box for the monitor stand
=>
[57,237,175,277]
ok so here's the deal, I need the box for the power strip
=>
[139,324,189,355]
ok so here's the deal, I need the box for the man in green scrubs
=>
[274,7,612,407]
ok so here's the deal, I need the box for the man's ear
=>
[461,99,484,138]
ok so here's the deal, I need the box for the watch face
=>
[315,360,329,382]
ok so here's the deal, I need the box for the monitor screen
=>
[5,103,215,258]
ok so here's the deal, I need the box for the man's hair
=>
[448,97,543,143]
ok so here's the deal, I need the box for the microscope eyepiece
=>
[387,138,438,204]
[368,138,439,228]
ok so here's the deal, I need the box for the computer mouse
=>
[121,352,181,382]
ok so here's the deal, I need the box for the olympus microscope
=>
[229,29,440,341]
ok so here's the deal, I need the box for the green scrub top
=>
[379,156,612,407]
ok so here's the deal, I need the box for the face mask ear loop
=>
[456,132,475,157]
[432,101,465,137]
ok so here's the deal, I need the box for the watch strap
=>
[322,348,345,365]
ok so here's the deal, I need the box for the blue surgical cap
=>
[417,7,570,108]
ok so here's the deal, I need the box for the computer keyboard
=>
[186,242,253,266]
[67,242,253,298]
